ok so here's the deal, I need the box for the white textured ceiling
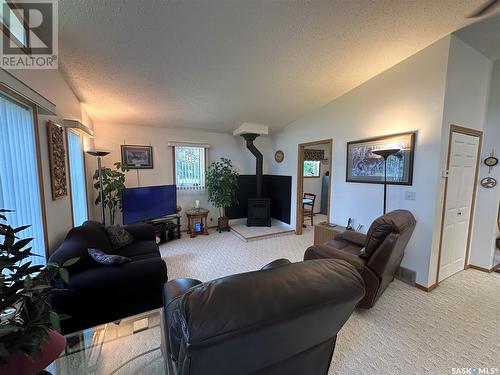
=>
[58,0,484,132]
[455,13,500,60]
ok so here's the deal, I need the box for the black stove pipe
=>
[241,133,262,198]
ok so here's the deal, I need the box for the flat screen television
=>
[122,185,177,224]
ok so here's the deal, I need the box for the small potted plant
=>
[0,209,76,373]
[206,158,239,232]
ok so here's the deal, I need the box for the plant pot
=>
[0,330,66,375]
[217,217,230,233]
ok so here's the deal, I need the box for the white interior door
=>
[439,132,480,282]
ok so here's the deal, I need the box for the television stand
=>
[148,214,181,244]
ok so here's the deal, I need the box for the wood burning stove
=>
[242,133,272,227]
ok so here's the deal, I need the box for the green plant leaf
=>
[49,311,61,332]
[59,268,69,284]
[0,325,18,338]
[62,257,79,267]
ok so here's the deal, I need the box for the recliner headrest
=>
[362,210,416,259]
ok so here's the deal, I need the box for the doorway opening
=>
[296,139,332,235]
[436,125,482,284]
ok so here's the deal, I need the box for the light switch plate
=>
[405,191,416,201]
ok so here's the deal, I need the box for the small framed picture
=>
[121,145,153,169]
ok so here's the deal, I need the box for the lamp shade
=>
[372,148,400,159]
[86,149,110,157]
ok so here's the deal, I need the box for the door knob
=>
[458,212,462,216]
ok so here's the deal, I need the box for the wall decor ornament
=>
[274,150,284,163]
[47,120,68,200]
[121,145,153,169]
[480,177,497,189]
[346,131,416,185]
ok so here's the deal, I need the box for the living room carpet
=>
[159,219,500,375]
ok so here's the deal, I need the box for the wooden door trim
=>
[435,124,482,284]
[296,139,332,235]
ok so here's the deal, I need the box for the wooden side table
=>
[313,222,346,245]
[186,209,210,238]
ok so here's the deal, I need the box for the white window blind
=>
[0,93,45,265]
[174,146,206,190]
[67,130,88,226]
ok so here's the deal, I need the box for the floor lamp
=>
[372,148,400,214]
[86,150,110,225]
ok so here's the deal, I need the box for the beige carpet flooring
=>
[159,217,500,375]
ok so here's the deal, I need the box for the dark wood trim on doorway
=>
[435,124,483,285]
[296,138,332,235]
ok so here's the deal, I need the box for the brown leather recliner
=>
[163,259,365,375]
[304,210,416,309]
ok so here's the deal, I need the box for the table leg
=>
[203,215,209,235]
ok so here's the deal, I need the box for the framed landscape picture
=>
[121,145,153,169]
[346,131,415,185]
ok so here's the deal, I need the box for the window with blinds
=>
[67,130,88,226]
[0,92,46,265]
[174,146,206,190]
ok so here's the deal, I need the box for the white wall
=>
[90,122,272,229]
[5,69,93,254]
[302,143,331,213]
[270,37,452,286]
[427,35,493,284]
[469,59,500,269]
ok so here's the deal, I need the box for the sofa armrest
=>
[260,258,291,271]
[335,231,367,247]
[125,223,156,241]
[163,278,202,364]
[163,278,203,308]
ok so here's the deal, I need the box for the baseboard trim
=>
[415,283,438,292]
[466,264,495,273]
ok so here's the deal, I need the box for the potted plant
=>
[206,158,239,232]
[0,209,76,374]
[93,162,130,225]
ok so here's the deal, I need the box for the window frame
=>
[0,83,48,258]
[303,160,321,178]
[66,128,89,227]
[172,146,208,190]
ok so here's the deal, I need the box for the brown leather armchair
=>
[163,259,365,375]
[304,210,416,309]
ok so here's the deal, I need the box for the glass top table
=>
[47,309,166,375]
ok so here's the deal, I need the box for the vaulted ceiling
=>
[58,0,485,132]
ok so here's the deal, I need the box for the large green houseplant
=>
[206,158,239,232]
[0,209,76,371]
[93,162,130,225]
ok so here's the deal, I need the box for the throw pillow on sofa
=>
[88,248,131,266]
[105,225,134,250]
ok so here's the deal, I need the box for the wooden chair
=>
[302,193,316,227]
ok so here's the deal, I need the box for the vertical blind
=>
[67,130,88,226]
[0,93,45,266]
[175,146,206,190]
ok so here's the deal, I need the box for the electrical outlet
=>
[405,191,416,201]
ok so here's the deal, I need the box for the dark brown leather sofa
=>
[304,210,416,309]
[163,258,365,375]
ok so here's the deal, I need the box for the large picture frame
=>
[346,131,416,185]
[121,145,153,169]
